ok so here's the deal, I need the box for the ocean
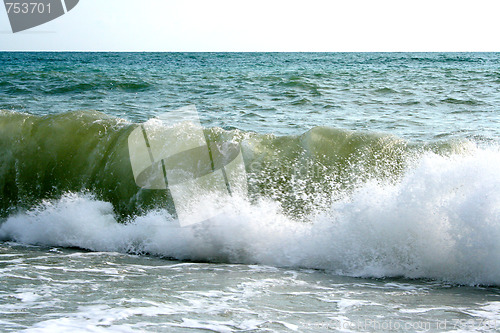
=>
[1,52,500,332]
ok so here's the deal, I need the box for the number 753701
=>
[5,2,52,14]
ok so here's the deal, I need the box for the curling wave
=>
[1,110,499,286]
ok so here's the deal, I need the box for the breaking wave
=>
[1,110,500,286]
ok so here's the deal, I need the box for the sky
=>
[1,0,499,51]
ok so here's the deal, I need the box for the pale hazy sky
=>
[1,0,499,51]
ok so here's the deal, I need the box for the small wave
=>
[396,100,420,106]
[45,82,98,94]
[44,80,153,94]
[441,97,483,106]
[373,87,398,94]
[2,84,34,95]
[112,81,153,92]
[278,77,322,96]
[290,97,311,105]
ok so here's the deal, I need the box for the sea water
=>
[1,53,500,332]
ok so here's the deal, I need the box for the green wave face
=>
[0,110,467,220]
[0,110,172,218]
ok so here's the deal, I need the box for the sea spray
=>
[2,146,500,285]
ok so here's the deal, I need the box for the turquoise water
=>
[2,52,500,140]
[1,53,500,332]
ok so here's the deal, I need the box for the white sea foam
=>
[1,147,500,286]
